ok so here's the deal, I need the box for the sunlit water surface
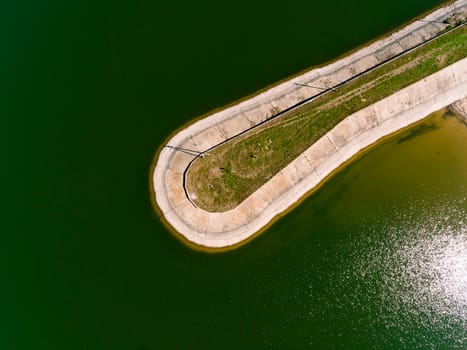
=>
[343,198,467,348]
[3,1,466,348]
[267,111,467,348]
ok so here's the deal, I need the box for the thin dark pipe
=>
[180,22,464,208]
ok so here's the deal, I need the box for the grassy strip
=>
[188,26,467,212]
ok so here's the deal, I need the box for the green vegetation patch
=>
[187,26,467,212]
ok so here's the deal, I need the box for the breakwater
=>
[152,0,467,249]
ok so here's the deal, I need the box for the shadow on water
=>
[449,108,467,126]
[396,120,440,144]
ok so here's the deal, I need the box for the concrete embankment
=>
[152,0,467,249]
[153,58,467,249]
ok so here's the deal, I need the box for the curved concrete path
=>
[153,1,467,249]
[154,59,467,248]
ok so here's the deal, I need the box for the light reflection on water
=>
[269,198,467,348]
[259,112,466,348]
[347,197,467,347]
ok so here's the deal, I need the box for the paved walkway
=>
[153,0,467,249]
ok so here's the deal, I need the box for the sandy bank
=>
[152,0,467,250]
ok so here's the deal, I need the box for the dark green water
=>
[2,0,466,349]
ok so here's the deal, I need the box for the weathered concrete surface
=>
[154,58,467,248]
[161,0,467,155]
[451,96,467,121]
[153,0,467,249]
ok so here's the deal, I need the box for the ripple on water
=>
[261,113,466,348]
[346,196,467,348]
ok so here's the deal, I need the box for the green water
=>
[2,0,466,349]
